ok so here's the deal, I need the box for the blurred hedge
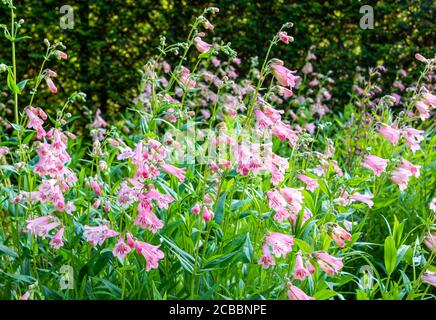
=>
[0,0,434,117]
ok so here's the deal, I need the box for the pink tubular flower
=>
[278,31,292,44]
[313,252,343,276]
[160,163,186,183]
[416,101,430,121]
[415,53,428,63]
[254,109,274,128]
[203,206,214,222]
[191,203,201,215]
[113,238,132,260]
[328,223,352,248]
[404,128,424,153]
[422,270,436,288]
[287,283,314,300]
[264,232,294,258]
[423,234,436,252]
[270,60,298,89]
[362,155,388,176]
[193,37,212,53]
[378,124,401,144]
[19,291,31,300]
[83,225,118,247]
[350,192,374,207]
[258,244,276,269]
[422,92,436,108]
[55,50,68,60]
[45,77,57,93]
[49,227,64,249]
[399,159,420,177]
[294,253,311,280]
[391,167,412,191]
[134,240,164,271]
[90,179,102,196]
[297,174,318,192]
[25,216,60,239]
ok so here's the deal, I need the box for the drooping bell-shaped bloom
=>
[270,60,298,89]
[378,124,401,144]
[134,241,165,272]
[400,159,420,177]
[49,227,64,249]
[287,283,314,300]
[113,238,132,260]
[422,270,436,288]
[328,223,352,248]
[391,167,412,191]
[203,206,214,222]
[362,155,388,177]
[45,77,57,94]
[293,253,311,281]
[404,128,424,153]
[160,163,186,183]
[422,92,436,108]
[90,179,102,196]
[278,31,292,44]
[258,244,276,269]
[297,174,318,192]
[313,252,343,276]
[83,225,119,247]
[423,234,436,252]
[350,192,374,207]
[193,37,212,53]
[416,101,430,121]
[191,203,201,215]
[25,215,60,239]
[264,232,294,258]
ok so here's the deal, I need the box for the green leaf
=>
[294,239,313,253]
[0,244,18,258]
[90,250,113,276]
[242,233,253,262]
[384,236,397,275]
[213,192,227,224]
[17,79,30,92]
[356,289,369,300]
[313,289,337,300]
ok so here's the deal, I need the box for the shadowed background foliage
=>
[0,0,435,118]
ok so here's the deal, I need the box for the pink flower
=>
[45,77,57,93]
[328,223,352,248]
[90,179,102,196]
[191,203,201,215]
[404,128,424,153]
[25,215,60,239]
[378,124,400,144]
[294,253,311,280]
[49,227,64,249]
[193,37,212,53]
[362,155,388,176]
[113,238,132,260]
[134,241,164,271]
[422,270,436,288]
[391,170,409,192]
[55,50,68,60]
[203,206,214,222]
[0,146,9,158]
[313,252,343,276]
[254,109,274,128]
[203,19,214,30]
[350,192,374,207]
[160,163,186,183]
[278,31,292,44]
[83,225,118,247]
[399,159,420,177]
[415,53,428,63]
[423,234,436,252]
[287,283,314,300]
[264,232,294,258]
[258,244,276,269]
[416,101,430,121]
[19,291,31,300]
[270,60,298,89]
[297,174,318,192]
[423,92,436,108]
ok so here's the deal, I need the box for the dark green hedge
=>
[0,0,434,117]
